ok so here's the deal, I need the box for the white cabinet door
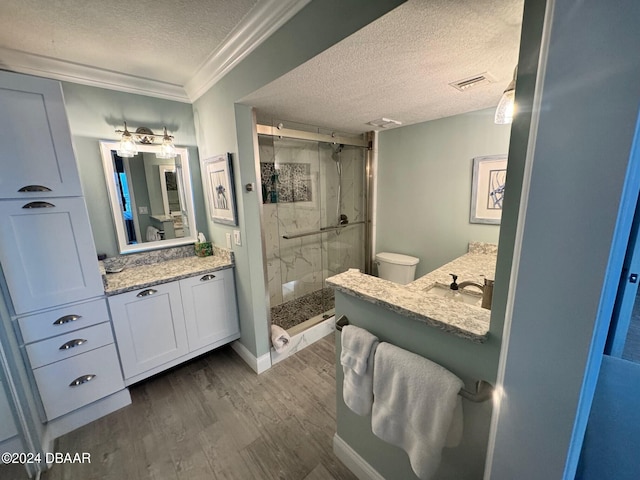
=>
[180,269,240,352]
[0,71,82,198]
[109,281,189,379]
[0,198,104,314]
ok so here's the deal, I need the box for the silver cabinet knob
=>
[200,274,216,281]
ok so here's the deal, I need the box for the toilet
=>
[375,252,420,284]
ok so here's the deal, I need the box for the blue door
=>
[577,201,640,479]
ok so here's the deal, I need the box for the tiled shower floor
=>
[270,287,335,331]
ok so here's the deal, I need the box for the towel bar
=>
[335,315,494,403]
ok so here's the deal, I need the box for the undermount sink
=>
[425,284,482,307]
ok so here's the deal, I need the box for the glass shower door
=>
[259,120,368,332]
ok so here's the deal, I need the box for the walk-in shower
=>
[257,120,370,335]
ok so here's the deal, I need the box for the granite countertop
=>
[102,246,234,296]
[326,243,497,343]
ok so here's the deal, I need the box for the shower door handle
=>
[282,221,365,240]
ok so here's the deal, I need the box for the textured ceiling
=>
[242,0,524,133]
[0,0,258,86]
[0,0,523,132]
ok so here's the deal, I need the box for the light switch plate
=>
[225,232,232,249]
[138,206,148,214]
[233,230,242,246]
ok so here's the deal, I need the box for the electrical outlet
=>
[138,206,148,214]
[233,230,242,246]
[225,232,232,249]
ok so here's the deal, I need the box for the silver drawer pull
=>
[22,201,55,209]
[69,374,96,387]
[18,185,52,192]
[59,339,87,350]
[53,314,82,326]
[137,288,158,297]
[200,274,216,281]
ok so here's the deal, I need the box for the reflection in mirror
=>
[99,141,197,254]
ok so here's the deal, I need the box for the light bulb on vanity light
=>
[117,122,138,157]
[157,126,177,159]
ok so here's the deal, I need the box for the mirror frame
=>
[99,140,198,254]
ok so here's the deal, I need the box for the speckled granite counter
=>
[101,245,234,296]
[326,242,497,343]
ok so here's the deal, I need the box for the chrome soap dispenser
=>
[445,274,464,303]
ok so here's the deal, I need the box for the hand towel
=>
[146,225,161,241]
[340,325,379,416]
[372,343,464,480]
[270,324,291,353]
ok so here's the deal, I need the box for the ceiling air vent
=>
[449,72,496,92]
[367,117,402,128]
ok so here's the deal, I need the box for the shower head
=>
[331,144,344,162]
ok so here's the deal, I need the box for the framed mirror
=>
[99,141,198,254]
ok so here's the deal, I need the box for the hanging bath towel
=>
[372,342,464,480]
[340,325,379,415]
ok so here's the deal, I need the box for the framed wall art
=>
[470,155,508,225]
[202,153,238,226]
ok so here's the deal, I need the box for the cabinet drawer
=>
[18,298,110,344]
[32,344,124,420]
[26,322,114,369]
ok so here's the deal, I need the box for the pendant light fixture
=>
[495,66,517,125]
[115,124,176,159]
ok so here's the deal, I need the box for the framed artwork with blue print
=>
[470,155,507,225]
[203,153,238,226]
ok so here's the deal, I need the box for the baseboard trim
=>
[231,341,272,374]
[333,433,384,480]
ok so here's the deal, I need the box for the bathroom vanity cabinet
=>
[109,267,240,385]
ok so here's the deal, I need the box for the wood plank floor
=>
[41,335,355,480]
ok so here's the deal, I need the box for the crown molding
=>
[184,0,312,102]
[0,47,190,103]
[0,0,310,104]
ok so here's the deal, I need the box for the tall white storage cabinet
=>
[0,71,128,428]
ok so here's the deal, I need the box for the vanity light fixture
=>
[494,66,517,124]
[115,124,177,159]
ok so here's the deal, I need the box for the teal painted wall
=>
[377,108,511,278]
[193,0,406,358]
[60,83,206,257]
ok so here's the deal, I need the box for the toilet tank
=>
[375,252,420,284]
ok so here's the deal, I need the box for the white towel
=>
[340,325,379,416]
[270,325,291,353]
[372,343,464,480]
[146,225,161,241]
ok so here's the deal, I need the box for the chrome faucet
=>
[458,278,494,310]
